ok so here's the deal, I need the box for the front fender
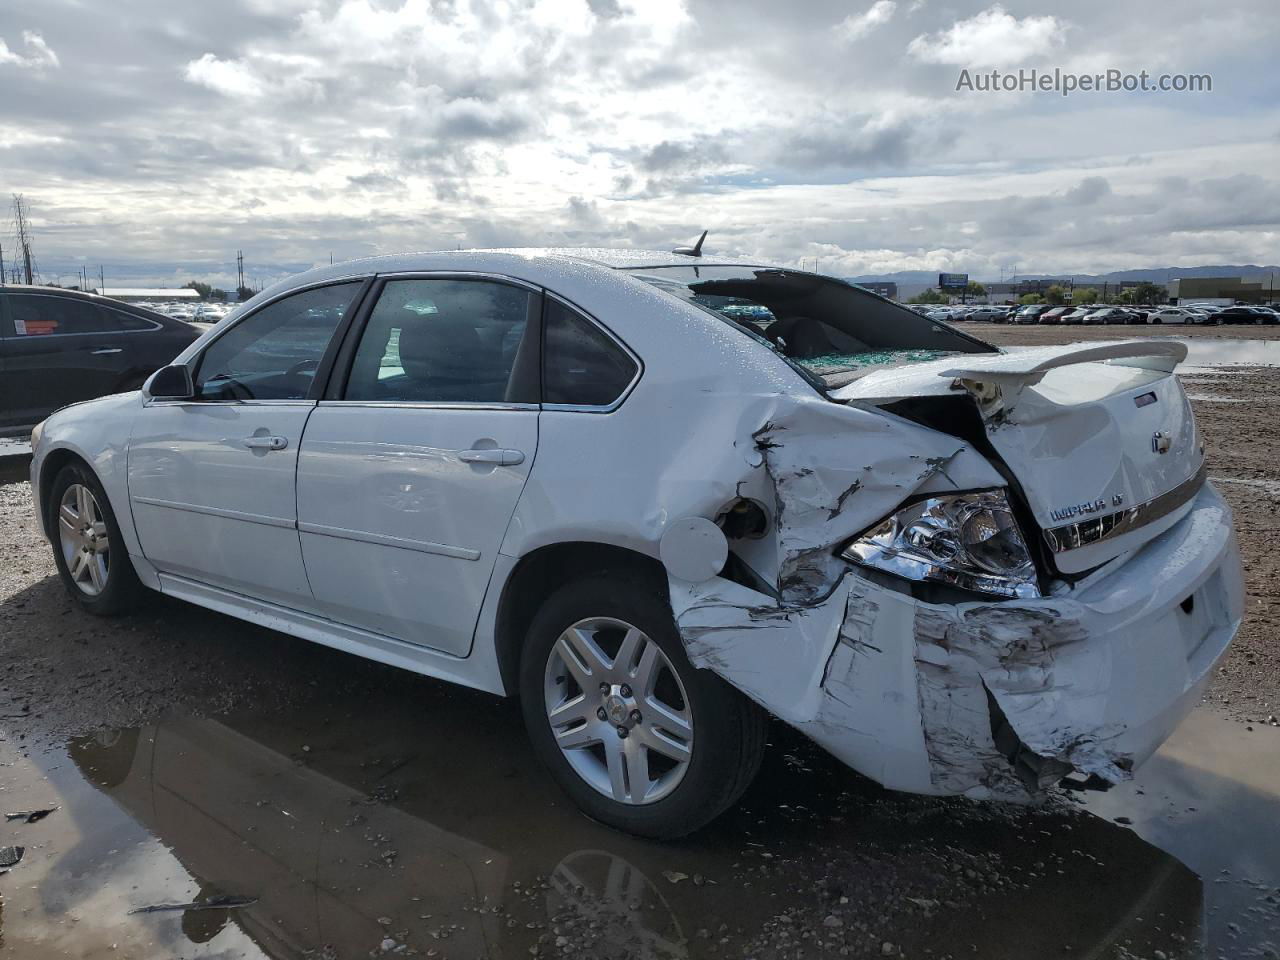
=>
[32,392,146,561]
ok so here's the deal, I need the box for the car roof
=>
[249,247,808,309]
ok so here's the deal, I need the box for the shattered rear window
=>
[626,266,994,388]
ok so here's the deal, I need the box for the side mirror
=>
[147,365,194,400]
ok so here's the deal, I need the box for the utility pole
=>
[236,250,245,293]
[0,241,5,286]
[11,194,37,284]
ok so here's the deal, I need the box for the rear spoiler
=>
[939,340,1186,385]
[833,340,1188,418]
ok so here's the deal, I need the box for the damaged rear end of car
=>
[630,266,1244,802]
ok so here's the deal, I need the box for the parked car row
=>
[910,302,1280,325]
[128,300,234,324]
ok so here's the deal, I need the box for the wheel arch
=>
[37,446,93,535]
[493,541,669,697]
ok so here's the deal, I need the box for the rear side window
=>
[344,278,537,404]
[7,294,114,336]
[543,299,637,407]
[109,309,160,331]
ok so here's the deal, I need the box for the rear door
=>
[128,280,368,608]
[0,292,134,427]
[296,275,541,656]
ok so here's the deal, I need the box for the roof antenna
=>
[673,230,707,258]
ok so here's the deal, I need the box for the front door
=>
[127,280,366,608]
[296,276,541,656]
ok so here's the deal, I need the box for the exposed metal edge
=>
[1043,463,1208,553]
[297,520,481,561]
[131,495,295,529]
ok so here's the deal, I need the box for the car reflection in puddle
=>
[11,695,1276,960]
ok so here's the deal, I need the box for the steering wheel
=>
[286,358,320,379]
[203,373,254,401]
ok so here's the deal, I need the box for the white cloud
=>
[907,5,1065,67]
[183,53,264,98]
[0,31,60,69]
[837,1,897,42]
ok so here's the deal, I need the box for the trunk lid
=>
[831,341,1205,574]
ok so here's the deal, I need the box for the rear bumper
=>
[671,482,1243,799]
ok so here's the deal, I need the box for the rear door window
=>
[7,294,114,336]
[343,278,538,404]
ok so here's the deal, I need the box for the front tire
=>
[48,462,144,616]
[519,575,766,838]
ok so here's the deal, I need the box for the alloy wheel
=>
[58,483,110,596]
[543,617,694,805]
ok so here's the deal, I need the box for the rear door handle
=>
[458,448,525,466]
[90,347,123,355]
[242,435,289,451]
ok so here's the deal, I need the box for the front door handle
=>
[90,347,123,355]
[458,448,525,466]
[242,435,289,451]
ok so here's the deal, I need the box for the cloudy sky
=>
[2,0,1277,289]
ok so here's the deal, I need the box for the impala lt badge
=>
[1152,431,1172,454]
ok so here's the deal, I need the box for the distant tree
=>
[185,280,213,298]
[1018,293,1044,305]
[965,280,987,298]
[1044,284,1067,305]
[236,285,255,301]
[1116,289,1136,304]
[1074,287,1099,304]
[210,288,229,301]
[909,288,947,304]
[1131,281,1167,305]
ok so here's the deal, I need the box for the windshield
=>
[625,266,995,388]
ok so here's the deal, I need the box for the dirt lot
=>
[1,322,1278,959]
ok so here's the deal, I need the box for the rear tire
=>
[519,574,766,838]
[47,462,144,616]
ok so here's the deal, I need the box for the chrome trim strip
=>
[316,400,538,412]
[372,270,543,294]
[298,520,481,561]
[1043,463,1208,553]
[131,495,295,529]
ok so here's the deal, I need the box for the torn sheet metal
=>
[666,391,1243,802]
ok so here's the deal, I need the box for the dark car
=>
[1013,304,1050,324]
[1083,307,1127,325]
[0,286,200,435]
[1038,306,1072,325]
[1123,309,1149,325]
[1207,305,1262,325]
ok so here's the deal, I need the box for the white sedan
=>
[30,249,1243,837]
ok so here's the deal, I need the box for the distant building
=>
[1169,276,1271,304]
[853,281,898,299]
[93,287,200,301]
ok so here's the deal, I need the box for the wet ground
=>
[1,324,1279,959]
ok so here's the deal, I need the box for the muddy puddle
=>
[1177,338,1280,372]
[1,697,1276,959]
